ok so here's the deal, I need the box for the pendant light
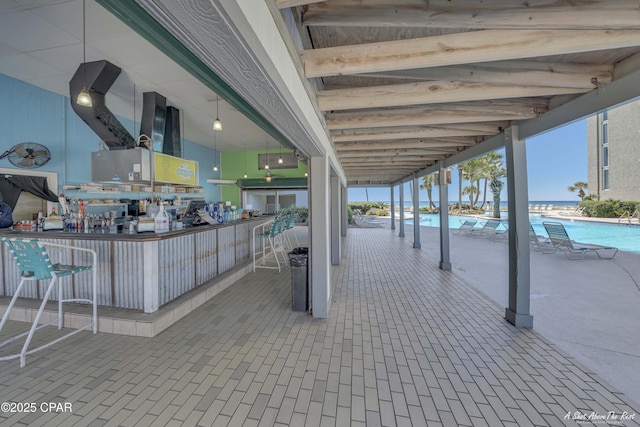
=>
[243,143,248,178]
[264,132,269,170]
[213,96,222,131]
[264,132,271,182]
[278,143,283,164]
[213,130,219,172]
[76,0,92,107]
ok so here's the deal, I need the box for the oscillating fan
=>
[0,143,51,169]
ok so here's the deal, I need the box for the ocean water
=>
[385,200,580,208]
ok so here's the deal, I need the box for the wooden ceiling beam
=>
[335,138,477,151]
[302,1,640,29]
[318,80,585,111]
[325,99,547,130]
[331,122,508,143]
[338,149,457,157]
[301,29,640,78]
[359,61,612,90]
[276,0,326,9]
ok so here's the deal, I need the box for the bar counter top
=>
[1,215,274,313]
[1,215,274,241]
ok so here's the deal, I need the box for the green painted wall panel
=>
[220,150,307,206]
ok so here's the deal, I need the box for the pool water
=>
[410,214,640,253]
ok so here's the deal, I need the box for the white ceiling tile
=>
[0,10,78,52]
[0,53,66,81]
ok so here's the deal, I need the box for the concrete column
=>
[504,126,533,328]
[341,184,347,237]
[390,186,396,230]
[398,182,405,237]
[330,175,341,265]
[309,156,331,318]
[438,164,451,270]
[412,176,421,249]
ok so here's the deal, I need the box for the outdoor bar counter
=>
[0,216,271,313]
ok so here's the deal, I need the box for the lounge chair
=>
[542,221,618,259]
[471,219,507,240]
[529,223,554,252]
[352,210,385,228]
[451,219,477,235]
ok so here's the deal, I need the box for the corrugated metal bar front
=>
[235,222,250,262]
[158,234,194,306]
[74,239,112,306]
[113,241,144,309]
[195,228,217,285]
[218,226,236,274]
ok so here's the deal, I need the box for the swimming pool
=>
[410,214,640,253]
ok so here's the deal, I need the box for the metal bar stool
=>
[0,237,97,367]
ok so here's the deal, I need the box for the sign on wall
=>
[154,152,198,185]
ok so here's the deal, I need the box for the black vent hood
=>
[70,60,135,150]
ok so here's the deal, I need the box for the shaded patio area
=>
[0,227,639,426]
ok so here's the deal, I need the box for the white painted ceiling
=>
[0,0,274,152]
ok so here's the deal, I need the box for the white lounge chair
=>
[352,210,386,228]
[452,219,477,235]
[542,221,618,259]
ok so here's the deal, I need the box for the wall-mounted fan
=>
[0,143,51,169]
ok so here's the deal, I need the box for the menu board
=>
[153,152,198,186]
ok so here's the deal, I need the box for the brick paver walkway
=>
[0,227,638,426]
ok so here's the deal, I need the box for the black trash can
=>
[288,247,309,312]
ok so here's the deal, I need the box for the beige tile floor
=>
[0,227,639,426]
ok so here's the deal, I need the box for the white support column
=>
[341,184,347,237]
[504,126,533,328]
[390,186,396,230]
[412,176,421,249]
[398,183,405,237]
[330,176,341,265]
[438,164,451,270]
[310,156,331,318]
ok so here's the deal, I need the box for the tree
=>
[462,185,478,206]
[457,164,463,212]
[568,181,588,200]
[478,152,504,208]
[486,163,507,218]
[461,158,485,206]
[420,174,436,208]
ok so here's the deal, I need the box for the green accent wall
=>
[220,150,308,206]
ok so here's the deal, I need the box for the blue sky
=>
[348,119,588,203]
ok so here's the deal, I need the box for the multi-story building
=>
[587,101,640,201]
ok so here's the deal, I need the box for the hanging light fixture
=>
[278,143,283,164]
[76,0,92,107]
[264,132,269,170]
[243,143,248,178]
[213,96,222,131]
[213,130,219,172]
[265,132,271,181]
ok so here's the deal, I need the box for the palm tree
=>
[568,181,588,200]
[461,158,484,206]
[478,152,504,208]
[486,160,507,218]
[420,174,436,209]
[457,164,463,212]
[462,185,478,206]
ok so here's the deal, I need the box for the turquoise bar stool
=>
[0,237,97,367]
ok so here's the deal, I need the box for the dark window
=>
[602,110,608,121]
[602,123,608,145]
[602,146,609,167]
[603,169,609,190]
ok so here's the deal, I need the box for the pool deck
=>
[0,224,639,425]
[400,219,640,408]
